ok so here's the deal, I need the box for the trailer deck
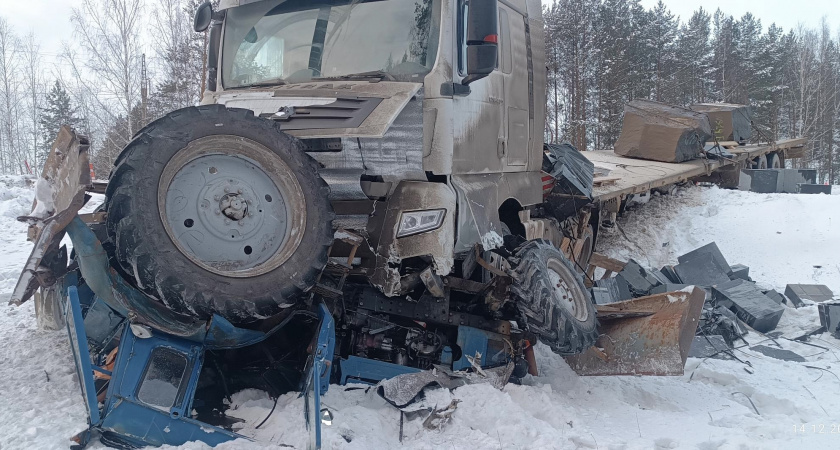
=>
[584,138,808,202]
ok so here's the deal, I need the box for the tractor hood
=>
[208,81,422,139]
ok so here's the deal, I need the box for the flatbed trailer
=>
[584,138,808,203]
[569,138,807,288]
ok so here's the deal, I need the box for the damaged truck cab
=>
[201,0,548,295]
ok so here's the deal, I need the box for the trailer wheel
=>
[510,240,598,355]
[753,154,768,169]
[766,152,782,169]
[105,105,333,322]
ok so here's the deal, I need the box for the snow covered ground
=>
[1,178,840,450]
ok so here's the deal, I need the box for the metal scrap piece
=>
[11,126,90,305]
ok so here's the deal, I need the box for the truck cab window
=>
[136,347,188,411]
[222,0,440,87]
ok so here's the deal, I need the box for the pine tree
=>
[646,1,679,102]
[675,8,712,104]
[595,0,633,148]
[38,80,81,163]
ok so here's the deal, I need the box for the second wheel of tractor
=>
[510,240,598,355]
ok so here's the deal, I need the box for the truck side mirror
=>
[463,0,498,85]
[194,1,213,32]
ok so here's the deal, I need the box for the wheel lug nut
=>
[238,220,244,226]
[214,195,220,201]
[248,212,253,217]
[215,210,221,215]
[224,219,231,225]
[237,189,242,194]
[224,187,230,193]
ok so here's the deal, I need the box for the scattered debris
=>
[698,305,748,345]
[659,265,681,283]
[650,283,690,295]
[761,289,787,305]
[674,253,731,287]
[594,276,633,304]
[590,287,615,305]
[738,169,818,194]
[650,270,673,286]
[688,335,731,359]
[542,142,594,219]
[817,303,840,338]
[677,242,732,275]
[798,184,832,195]
[615,259,661,297]
[789,327,826,341]
[729,264,750,281]
[713,279,784,333]
[785,284,834,307]
[422,400,461,430]
[749,345,806,362]
[542,143,594,199]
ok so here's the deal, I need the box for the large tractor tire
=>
[510,240,598,355]
[105,105,333,322]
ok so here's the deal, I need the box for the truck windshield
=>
[222,0,439,87]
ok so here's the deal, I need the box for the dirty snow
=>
[1,178,840,449]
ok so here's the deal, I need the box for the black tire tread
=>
[104,105,333,322]
[510,240,598,355]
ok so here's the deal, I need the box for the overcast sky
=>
[3,0,82,67]
[637,0,839,32]
[1,0,838,66]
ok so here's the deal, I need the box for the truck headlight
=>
[397,209,446,237]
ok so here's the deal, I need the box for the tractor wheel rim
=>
[546,258,590,322]
[158,136,306,277]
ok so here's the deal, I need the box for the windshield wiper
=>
[313,70,395,82]
[229,77,288,89]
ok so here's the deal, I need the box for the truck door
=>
[452,0,505,174]
[500,3,530,169]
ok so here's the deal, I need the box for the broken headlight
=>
[397,209,446,237]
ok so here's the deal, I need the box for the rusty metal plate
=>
[11,127,90,305]
[564,287,706,376]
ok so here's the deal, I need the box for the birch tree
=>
[70,0,144,169]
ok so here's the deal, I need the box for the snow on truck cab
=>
[11,0,715,448]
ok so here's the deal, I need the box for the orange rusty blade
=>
[10,127,90,306]
[565,286,706,376]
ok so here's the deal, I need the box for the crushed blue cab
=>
[64,283,335,449]
[339,356,421,385]
[66,286,240,448]
[62,216,511,449]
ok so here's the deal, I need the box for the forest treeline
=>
[546,0,840,182]
[0,0,838,182]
